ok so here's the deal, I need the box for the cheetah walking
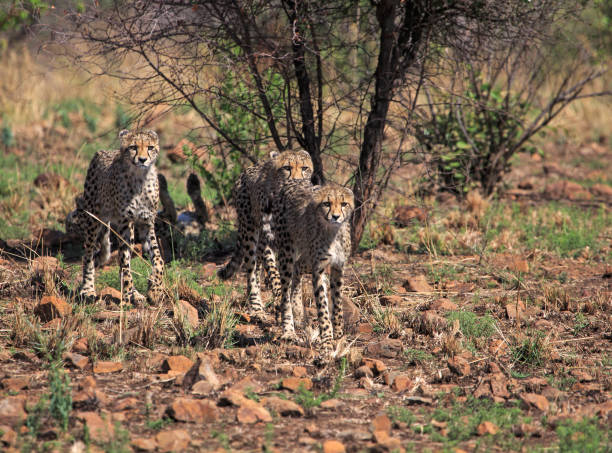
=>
[218,150,313,316]
[67,129,164,304]
[272,179,354,356]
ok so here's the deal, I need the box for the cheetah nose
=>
[138,157,147,164]
[331,214,340,221]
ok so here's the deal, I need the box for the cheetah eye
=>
[147,146,155,151]
[301,166,310,172]
[341,202,349,208]
[322,201,331,208]
[128,145,137,152]
[282,166,292,172]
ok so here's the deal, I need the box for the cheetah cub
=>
[68,129,164,304]
[273,179,354,355]
[218,149,313,316]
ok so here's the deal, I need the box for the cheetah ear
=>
[146,130,159,142]
[312,185,321,192]
[269,150,280,160]
[118,129,131,139]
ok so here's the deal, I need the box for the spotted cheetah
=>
[67,129,164,304]
[218,149,313,317]
[272,179,354,356]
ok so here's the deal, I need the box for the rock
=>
[236,399,272,424]
[357,323,374,334]
[182,358,221,391]
[99,287,122,304]
[0,377,29,392]
[447,357,470,376]
[364,339,403,359]
[73,337,89,354]
[520,393,549,411]
[544,181,592,200]
[76,412,114,443]
[570,370,594,382]
[191,381,215,395]
[355,366,374,379]
[391,375,411,392]
[373,430,403,451]
[261,396,304,417]
[362,358,387,375]
[0,397,26,426]
[161,355,194,374]
[63,352,89,370]
[379,294,404,306]
[322,440,346,453]
[30,256,60,274]
[114,397,139,411]
[0,425,17,446]
[590,183,612,198]
[430,298,458,311]
[490,374,510,399]
[34,172,67,190]
[219,389,246,407]
[228,376,264,393]
[174,300,199,329]
[403,275,433,292]
[371,413,391,434]
[131,437,157,451]
[166,397,217,423]
[281,377,313,392]
[394,205,426,227]
[34,296,71,322]
[505,300,526,320]
[93,361,123,374]
[508,258,529,273]
[477,421,499,435]
[320,399,342,410]
[343,297,361,333]
[156,429,191,452]
[292,366,307,378]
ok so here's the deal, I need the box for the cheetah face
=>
[119,129,159,169]
[314,184,354,227]
[272,149,313,181]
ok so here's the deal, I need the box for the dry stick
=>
[552,335,599,344]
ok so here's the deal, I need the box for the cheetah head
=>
[119,129,159,169]
[313,184,354,227]
[271,149,313,181]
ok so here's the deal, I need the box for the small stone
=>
[261,397,304,417]
[505,300,526,320]
[357,323,373,334]
[34,296,71,322]
[430,298,458,311]
[371,413,391,434]
[114,397,139,411]
[0,425,17,445]
[391,375,411,392]
[131,437,157,451]
[30,256,60,274]
[281,377,313,392]
[403,275,433,292]
[394,205,426,227]
[174,300,199,329]
[100,287,122,304]
[0,378,29,392]
[166,397,217,423]
[292,366,307,377]
[520,393,549,411]
[354,366,374,379]
[156,429,191,453]
[362,358,387,376]
[93,361,123,374]
[447,356,470,376]
[590,183,612,198]
[364,339,403,359]
[73,337,89,354]
[191,381,215,395]
[236,399,272,424]
[76,412,114,443]
[64,352,89,370]
[219,389,246,407]
[322,439,346,453]
[570,370,594,382]
[477,421,499,435]
[379,295,403,306]
[161,355,194,374]
[0,397,26,426]
[508,258,529,273]
[490,374,510,399]
[320,399,342,410]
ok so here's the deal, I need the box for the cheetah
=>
[67,129,164,305]
[218,149,313,317]
[272,179,354,356]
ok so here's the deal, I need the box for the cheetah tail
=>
[217,248,243,280]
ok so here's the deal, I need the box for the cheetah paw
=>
[146,286,165,305]
[123,290,146,307]
[314,344,334,367]
[279,330,298,343]
[78,289,97,302]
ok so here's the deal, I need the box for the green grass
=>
[387,405,415,426]
[446,310,496,351]
[511,331,545,368]
[293,357,347,410]
[556,417,610,453]
[97,256,151,294]
[404,348,434,364]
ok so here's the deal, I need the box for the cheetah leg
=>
[260,230,282,311]
[330,266,344,339]
[290,261,304,327]
[313,261,333,356]
[117,221,145,306]
[94,225,111,268]
[244,228,266,317]
[278,246,297,341]
[79,218,102,300]
[144,220,165,304]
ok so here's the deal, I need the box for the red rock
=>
[477,421,499,435]
[80,376,97,391]
[0,397,26,426]
[175,300,199,329]
[508,258,529,273]
[34,172,67,190]
[371,413,391,434]
[403,275,433,292]
[320,399,342,410]
[100,287,121,304]
[505,300,526,320]
[261,396,304,417]
[236,399,272,424]
[590,183,612,198]
[0,378,29,392]
[292,366,307,377]
[447,356,470,376]
[114,397,139,411]
[362,358,387,375]
[490,374,510,399]
[30,256,60,274]
[355,366,374,379]
[73,337,89,354]
[379,294,404,306]
[570,370,594,382]
[131,437,157,451]
[394,205,426,227]
[93,361,123,374]
[373,430,403,450]
[545,181,592,200]
[219,389,246,407]
[391,375,411,392]
[322,440,346,453]
[357,323,373,334]
[76,411,114,443]
[430,298,458,311]
[63,352,89,370]
[161,355,194,374]
[200,262,217,279]
[281,377,313,392]
[34,296,71,322]
[191,381,214,395]
[520,393,549,411]
[364,339,403,359]
[166,397,217,423]
[0,424,17,446]
[167,138,194,162]
[156,429,191,452]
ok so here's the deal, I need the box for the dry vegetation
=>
[0,39,610,453]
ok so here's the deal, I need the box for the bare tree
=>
[53,0,605,251]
